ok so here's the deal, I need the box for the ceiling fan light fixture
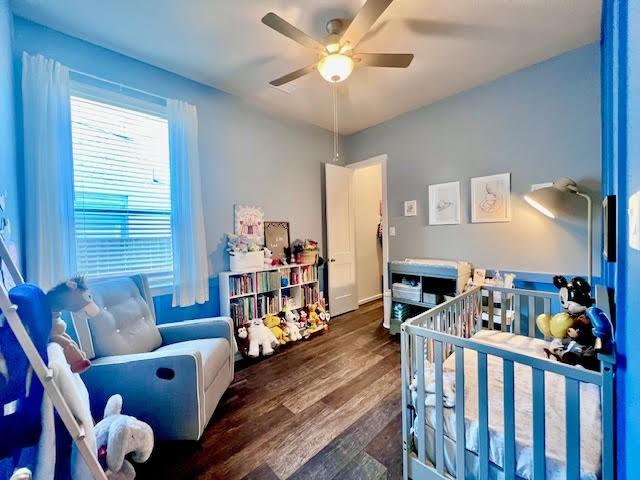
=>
[317,54,354,83]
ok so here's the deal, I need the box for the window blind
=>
[70,94,173,287]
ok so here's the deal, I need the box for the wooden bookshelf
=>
[219,263,320,330]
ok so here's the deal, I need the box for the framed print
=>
[264,221,290,260]
[404,200,417,217]
[428,181,461,225]
[234,205,264,244]
[471,173,511,223]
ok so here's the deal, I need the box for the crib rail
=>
[401,285,615,480]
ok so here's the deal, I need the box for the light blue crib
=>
[401,285,615,480]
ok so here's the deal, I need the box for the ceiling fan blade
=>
[269,64,317,87]
[340,0,394,50]
[354,53,414,68]
[262,13,326,52]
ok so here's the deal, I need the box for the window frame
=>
[69,79,174,294]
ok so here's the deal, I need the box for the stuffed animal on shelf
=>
[95,394,153,480]
[307,304,326,333]
[246,319,278,357]
[46,276,100,373]
[264,314,288,345]
[536,275,599,371]
[298,309,308,328]
[316,300,331,324]
[281,310,302,342]
[235,326,250,357]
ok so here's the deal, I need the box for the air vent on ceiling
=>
[270,82,297,94]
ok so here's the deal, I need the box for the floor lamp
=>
[524,177,592,285]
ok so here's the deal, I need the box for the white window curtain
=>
[167,99,209,307]
[22,52,76,290]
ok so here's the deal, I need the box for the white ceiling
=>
[11,0,601,134]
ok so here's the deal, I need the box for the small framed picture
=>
[234,205,264,244]
[473,268,486,286]
[471,173,511,223]
[428,181,461,225]
[404,200,417,217]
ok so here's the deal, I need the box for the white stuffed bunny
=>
[94,394,154,480]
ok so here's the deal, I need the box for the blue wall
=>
[11,17,335,322]
[0,1,20,261]
[345,45,602,279]
[602,1,640,478]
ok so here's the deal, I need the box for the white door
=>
[325,163,358,316]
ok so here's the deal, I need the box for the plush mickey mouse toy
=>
[553,275,593,316]
[544,276,599,370]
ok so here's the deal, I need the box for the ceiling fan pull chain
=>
[333,84,339,163]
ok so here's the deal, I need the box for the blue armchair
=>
[68,275,233,441]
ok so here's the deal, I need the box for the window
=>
[70,89,173,287]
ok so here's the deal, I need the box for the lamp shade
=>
[317,54,354,83]
[524,177,585,221]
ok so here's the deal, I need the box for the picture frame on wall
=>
[264,221,290,261]
[428,181,461,225]
[404,200,417,217]
[234,205,264,244]
[471,173,511,223]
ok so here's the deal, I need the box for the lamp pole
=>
[576,191,592,285]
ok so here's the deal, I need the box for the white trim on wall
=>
[359,293,383,305]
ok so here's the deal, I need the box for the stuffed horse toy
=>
[46,276,100,373]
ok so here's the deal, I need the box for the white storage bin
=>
[230,250,265,272]
[392,282,421,302]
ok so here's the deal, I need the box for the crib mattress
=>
[414,330,602,480]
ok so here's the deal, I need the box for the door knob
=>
[329,258,336,262]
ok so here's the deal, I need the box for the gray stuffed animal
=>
[94,394,154,480]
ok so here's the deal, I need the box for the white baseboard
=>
[358,293,383,305]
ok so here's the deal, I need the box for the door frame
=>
[347,154,390,303]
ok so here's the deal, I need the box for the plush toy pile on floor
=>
[536,275,614,371]
[236,299,331,358]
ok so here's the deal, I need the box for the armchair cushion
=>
[88,277,162,358]
[155,338,230,389]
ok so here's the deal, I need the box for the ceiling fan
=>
[262,0,414,86]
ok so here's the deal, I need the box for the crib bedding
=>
[412,330,602,480]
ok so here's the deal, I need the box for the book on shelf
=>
[257,271,280,293]
[230,296,255,327]
[300,265,317,283]
[302,284,319,306]
[229,274,254,297]
[257,293,278,318]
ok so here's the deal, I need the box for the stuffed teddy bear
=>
[94,394,153,480]
[264,314,288,345]
[246,319,278,357]
[46,277,100,373]
[280,310,302,342]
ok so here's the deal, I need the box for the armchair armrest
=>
[81,350,205,440]
[157,316,233,345]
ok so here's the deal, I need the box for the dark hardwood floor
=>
[137,300,402,480]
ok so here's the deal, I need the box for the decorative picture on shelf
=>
[404,200,417,217]
[428,181,461,225]
[234,205,264,244]
[264,221,290,261]
[471,173,511,223]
